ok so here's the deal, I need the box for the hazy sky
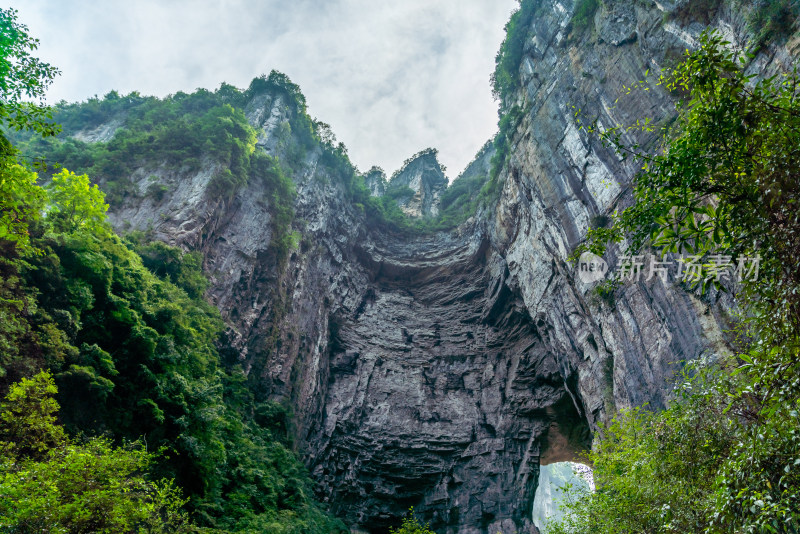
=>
[13,1,518,178]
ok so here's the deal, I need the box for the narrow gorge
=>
[18,1,799,532]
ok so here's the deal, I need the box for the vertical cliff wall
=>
[61,1,799,532]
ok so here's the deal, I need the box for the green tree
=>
[389,508,435,534]
[0,9,345,533]
[0,371,193,533]
[491,0,539,106]
[581,32,800,327]
[45,168,110,235]
[0,163,44,253]
[0,8,57,255]
[0,371,65,460]
[0,8,60,149]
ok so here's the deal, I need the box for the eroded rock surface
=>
[93,1,799,532]
[388,150,449,218]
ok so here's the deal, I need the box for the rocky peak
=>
[386,148,448,218]
[243,90,293,153]
[363,166,388,197]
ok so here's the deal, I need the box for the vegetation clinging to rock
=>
[557,32,800,534]
[0,13,345,531]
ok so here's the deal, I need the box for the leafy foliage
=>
[491,0,540,107]
[0,163,44,253]
[548,354,800,534]
[20,99,258,206]
[485,3,539,219]
[0,371,194,533]
[389,508,436,534]
[14,59,503,238]
[0,17,344,532]
[46,168,110,235]
[7,0,550,243]
[437,171,488,224]
[0,371,65,460]
[0,169,342,531]
[127,235,208,299]
[251,151,299,262]
[0,174,344,530]
[0,9,56,254]
[556,32,800,534]
[580,32,800,317]
[490,102,527,181]
[0,8,60,146]
[14,78,302,267]
[569,0,599,35]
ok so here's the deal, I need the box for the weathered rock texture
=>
[364,167,388,198]
[387,149,449,218]
[89,1,799,532]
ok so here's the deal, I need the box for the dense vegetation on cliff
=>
[15,78,501,238]
[552,32,800,534]
[0,8,345,532]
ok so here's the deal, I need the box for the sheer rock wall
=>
[97,1,798,532]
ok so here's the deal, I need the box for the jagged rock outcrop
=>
[87,1,798,532]
[387,149,448,218]
[364,167,388,197]
[72,117,124,143]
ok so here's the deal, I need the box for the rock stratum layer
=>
[77,1,798,532]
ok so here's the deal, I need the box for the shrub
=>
[491,0,540,106]
[560,31,800,534]
[390,508,435,534]
[748,0,800,47]
[570,0,599,35]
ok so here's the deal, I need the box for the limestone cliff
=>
[364,167,388,198]
[62,1,799,532]
[387,149,449,218]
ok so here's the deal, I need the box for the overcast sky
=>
[13,1,518,178]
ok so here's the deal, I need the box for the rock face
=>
[387,149,449,218]
[364,167,388,198]
[92,1,798,533]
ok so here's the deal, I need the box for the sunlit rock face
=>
[91,1,799,532]
[387,150,448,218]
[72,116,124,143]
[531,462,592,531]
[364,167,388,198]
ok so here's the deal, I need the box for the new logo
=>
[577,252,608,283]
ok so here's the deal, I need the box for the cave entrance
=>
[529,373,595,530]
[539,379,593,465]
[531,462,594,531]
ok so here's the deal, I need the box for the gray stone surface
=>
[364,167,388,197]
[387,150,448,218]
[72,116,124,143]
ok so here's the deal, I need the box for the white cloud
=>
[12,0,518,177]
